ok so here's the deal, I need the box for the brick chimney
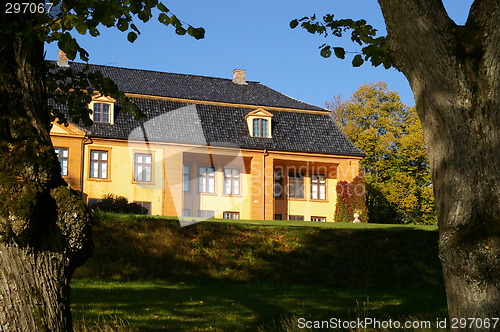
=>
[57,50,69,67]
[232,69,248,85]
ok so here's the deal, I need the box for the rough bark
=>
[378,0,500,327]
[0,9,92,332]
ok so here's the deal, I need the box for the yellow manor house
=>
[50,62,363,222]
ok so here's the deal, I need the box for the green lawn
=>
[205,218,437,230]
[101,212,438,231]
[71,279,447,331]
[72,214,446,331]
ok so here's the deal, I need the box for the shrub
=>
[334,176,368,223]
[92,194,148,215]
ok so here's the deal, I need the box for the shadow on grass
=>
[71,279,447,332]
[76,215,444,290]
[72,214,447,330]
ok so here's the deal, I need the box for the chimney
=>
[57,50,69,67]
[232,69,248,85]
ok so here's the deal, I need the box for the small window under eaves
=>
[89,94,116,124]
[245,108,273,138]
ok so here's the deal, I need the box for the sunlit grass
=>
[71,279,447,331]
[94,211,438,231]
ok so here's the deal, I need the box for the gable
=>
[244,108,273,118]
[50,122,85,137]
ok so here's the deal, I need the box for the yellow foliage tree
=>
[328,82,436,224]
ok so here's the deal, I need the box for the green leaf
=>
[320,45,332,58]
[290,19,299,29]
[333,47,346,59]
[157,2,169,13]
[117,19,129,32]
[352,54,364,67]
[195,27,205,39]
[175,27,186,35]
[187,26,205,39]
[57,33,78,60]
[78,46,89,62]
[127,31,138,43]
[89,27,100,37]
[170,15,180,27]
[158,13,170,25]
[75,22,87,35]
[130,23,140,34]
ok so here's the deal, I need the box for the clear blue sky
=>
[45,1,473,108]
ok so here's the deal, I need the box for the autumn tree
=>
[328,82,436,224]
[293,0,500,324]
[0,1,203,330]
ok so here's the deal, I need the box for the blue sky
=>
[45,1,473,108]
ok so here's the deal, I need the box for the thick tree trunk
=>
[0,10,92,332]
[378,0,500,328]
[0,247,71,331]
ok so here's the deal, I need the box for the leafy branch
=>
[290,14,392,69]
[10,0,205,127]
[21,0,205,61]
[46,62,143,127]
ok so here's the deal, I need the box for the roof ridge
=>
[65,61,261,84]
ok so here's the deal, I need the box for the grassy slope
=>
[72,213,446,331]
[75,213,442,289]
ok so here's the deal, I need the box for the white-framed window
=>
[134,153,152,182]
[223,211,240,219]
[90,150,108,179]
[223,168,240,195]
[311,216,326,222]
[199,166,215,193]
[89,95,115,124]
[288,173,304,198]
[92,102,111,123]
[198,210,215,218]
[311,174,326,200]
[183,165,191,192]
[289,215,304,221]
[245,109,273,138]
[54,147,69,176]
[252,118,268,137]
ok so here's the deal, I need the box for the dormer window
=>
[253,118,268,137]
[93,103,110,123]
[245,109,273,138]
[89,95,115,124]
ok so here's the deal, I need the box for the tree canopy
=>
[328,82,436,224]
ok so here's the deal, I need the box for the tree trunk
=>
[0,247,71,331]
[378,0,500,328]
[0,10,92,332]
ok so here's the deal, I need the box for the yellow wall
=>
[83,139,165,215]
[50,123,89,191]
[183,149,254,219]
[50,114,361,222]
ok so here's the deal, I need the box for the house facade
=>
[50,64,364,221]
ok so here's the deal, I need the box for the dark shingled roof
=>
[57,63,364,157]
[66,62,325,112]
